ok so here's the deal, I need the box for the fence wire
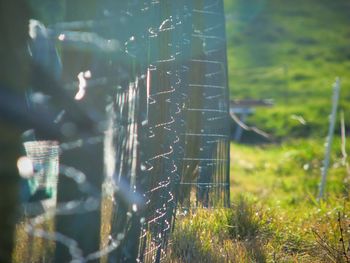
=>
[5,0,230,262]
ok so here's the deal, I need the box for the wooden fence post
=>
[0,1,30,261]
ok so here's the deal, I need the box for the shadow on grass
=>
[167,196,269,263]
[227,195,268,263]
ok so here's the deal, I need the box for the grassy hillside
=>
[225,0,350,139]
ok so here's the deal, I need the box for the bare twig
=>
[290,114,307,125]
[338,212,350,263]
[229,111,273,140]
[312,229,340,262]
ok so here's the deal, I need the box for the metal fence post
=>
[318,77,341,200]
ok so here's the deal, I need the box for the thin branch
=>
[229,111,273,140]
[312,229,340,261]
[338,212,350,263]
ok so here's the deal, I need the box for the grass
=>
[12,219,55,263]
[228,140,350,262]
[168,0,350,262]
[168,140,350,262]
[225,0,350,139]
[231,139,350,206]
[12,194,116,263]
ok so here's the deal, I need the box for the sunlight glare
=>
[17,156,34,178]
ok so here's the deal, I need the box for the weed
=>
[227,195,262,240]
[313,211,350,263]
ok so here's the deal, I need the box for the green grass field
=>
[226,0,350,139]
[169,0,350,262]
[169,139,350,262]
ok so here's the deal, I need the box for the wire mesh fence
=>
[2,0,230,262]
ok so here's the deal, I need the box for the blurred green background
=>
[225,0,350,140]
